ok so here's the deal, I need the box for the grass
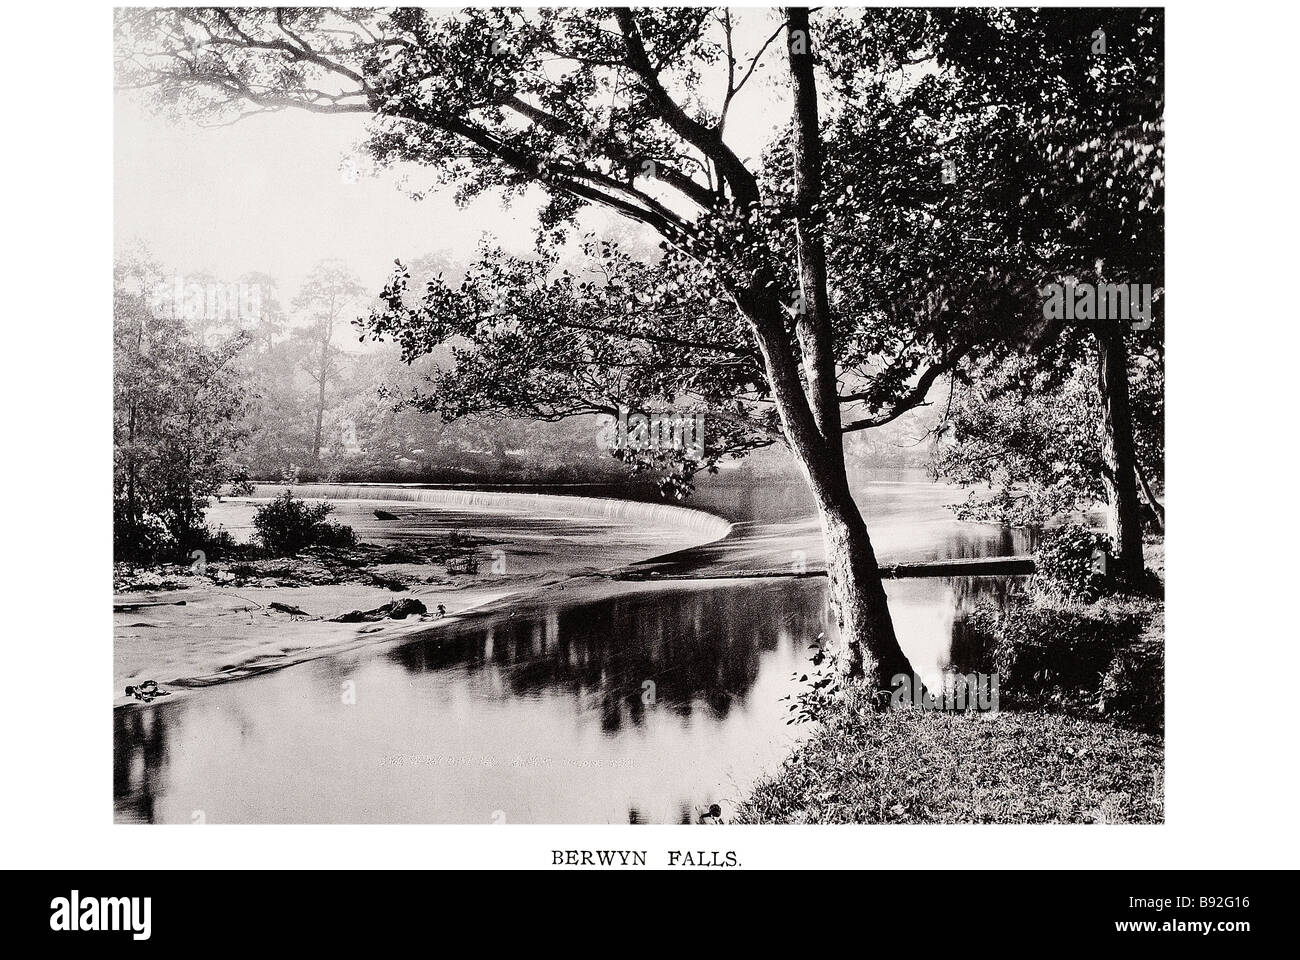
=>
[735,706,1163,824]
[735,535,1165,824]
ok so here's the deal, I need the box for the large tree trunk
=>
[739,278,912,692]
[813,474,913,691]
[1095,328,1144,579]
[702,7,912,695]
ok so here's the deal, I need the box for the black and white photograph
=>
[0,0,1296,925]
[109,4,1165,826]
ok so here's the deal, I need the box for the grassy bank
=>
[735,705,1162,824]
[737,533,1165,825]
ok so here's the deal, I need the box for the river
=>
[114,472,1032,824]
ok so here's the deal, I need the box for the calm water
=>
[114,476,1030,824]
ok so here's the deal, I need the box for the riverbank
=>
[735,708,1163,823]
[736,538,1165,824]
[113,562,515,702]
[113,486,731,704]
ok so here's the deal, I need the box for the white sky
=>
[113,8,789,305]
[114,99,553,298]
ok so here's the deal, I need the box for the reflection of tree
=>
[931,524,1036,562]
[113,703,175,824]
[947,576,1027,672]
[387,580,833,732]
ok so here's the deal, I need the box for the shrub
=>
[197,525,239,560]
[781,634,845,724]
[1099,641,1164,731]
[964,596,1147,714]
[1035,523,1113,600]
[252,490,356,555]
[113,511,176,566]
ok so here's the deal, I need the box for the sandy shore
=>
[114,577,518,705]
[114,488,731,704]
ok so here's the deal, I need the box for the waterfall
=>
[247,483,733,540]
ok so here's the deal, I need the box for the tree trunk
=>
[814,478,913,692]
[785,7,843,469]
[775,8,910,693]
[1095,328,1144,579]
[312,353,327,465]
[1135,462,1165,532]
[738,279,912,692]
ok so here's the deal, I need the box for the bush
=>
[252,490,356,555]
[1099,640,1164,731]
[964,596,1147,714]
[197,525,239,560]
[1035,523,1113,600]
[113,511,176,566]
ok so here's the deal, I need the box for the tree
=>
[292,259,365,465]
[934,351,1164,532]
[114,251,250,562]
[242,270,287,351]
[115,7,1141,689]
[927,7,1164,578]
[237,332,315,479]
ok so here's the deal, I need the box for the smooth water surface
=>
[115,476,1029,824]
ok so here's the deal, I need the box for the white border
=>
[2,0,1298,869]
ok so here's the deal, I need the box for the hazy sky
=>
[113,97,558,298]
[113,9,788,304]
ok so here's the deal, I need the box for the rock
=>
[330,609,369,623]
[329,597,426,623]
[387,597,426,619]
[373,509,399,520]
[124,680,170,703]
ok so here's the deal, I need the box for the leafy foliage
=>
[115,8,1119,492]
[113,252,250,563]
[935,360,1103,526]
[1034,523,1114,601]
[781,634,844,725]
[251,490,357,556]
[935,349,1163,528]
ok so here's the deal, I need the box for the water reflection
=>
[113,573,1019,823]
[113,706,171,825]
[114,477,1032,824]
[387,579,834,732]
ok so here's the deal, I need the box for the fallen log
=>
[113,600,187,612]
[269,601,312,618]
[615,555,1036,581]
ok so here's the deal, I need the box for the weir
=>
[248,483,734,540]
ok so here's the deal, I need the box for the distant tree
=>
[292,259,365,465]
[242,271,287,351]
[114,253,250,562]
[237,334,315,479]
